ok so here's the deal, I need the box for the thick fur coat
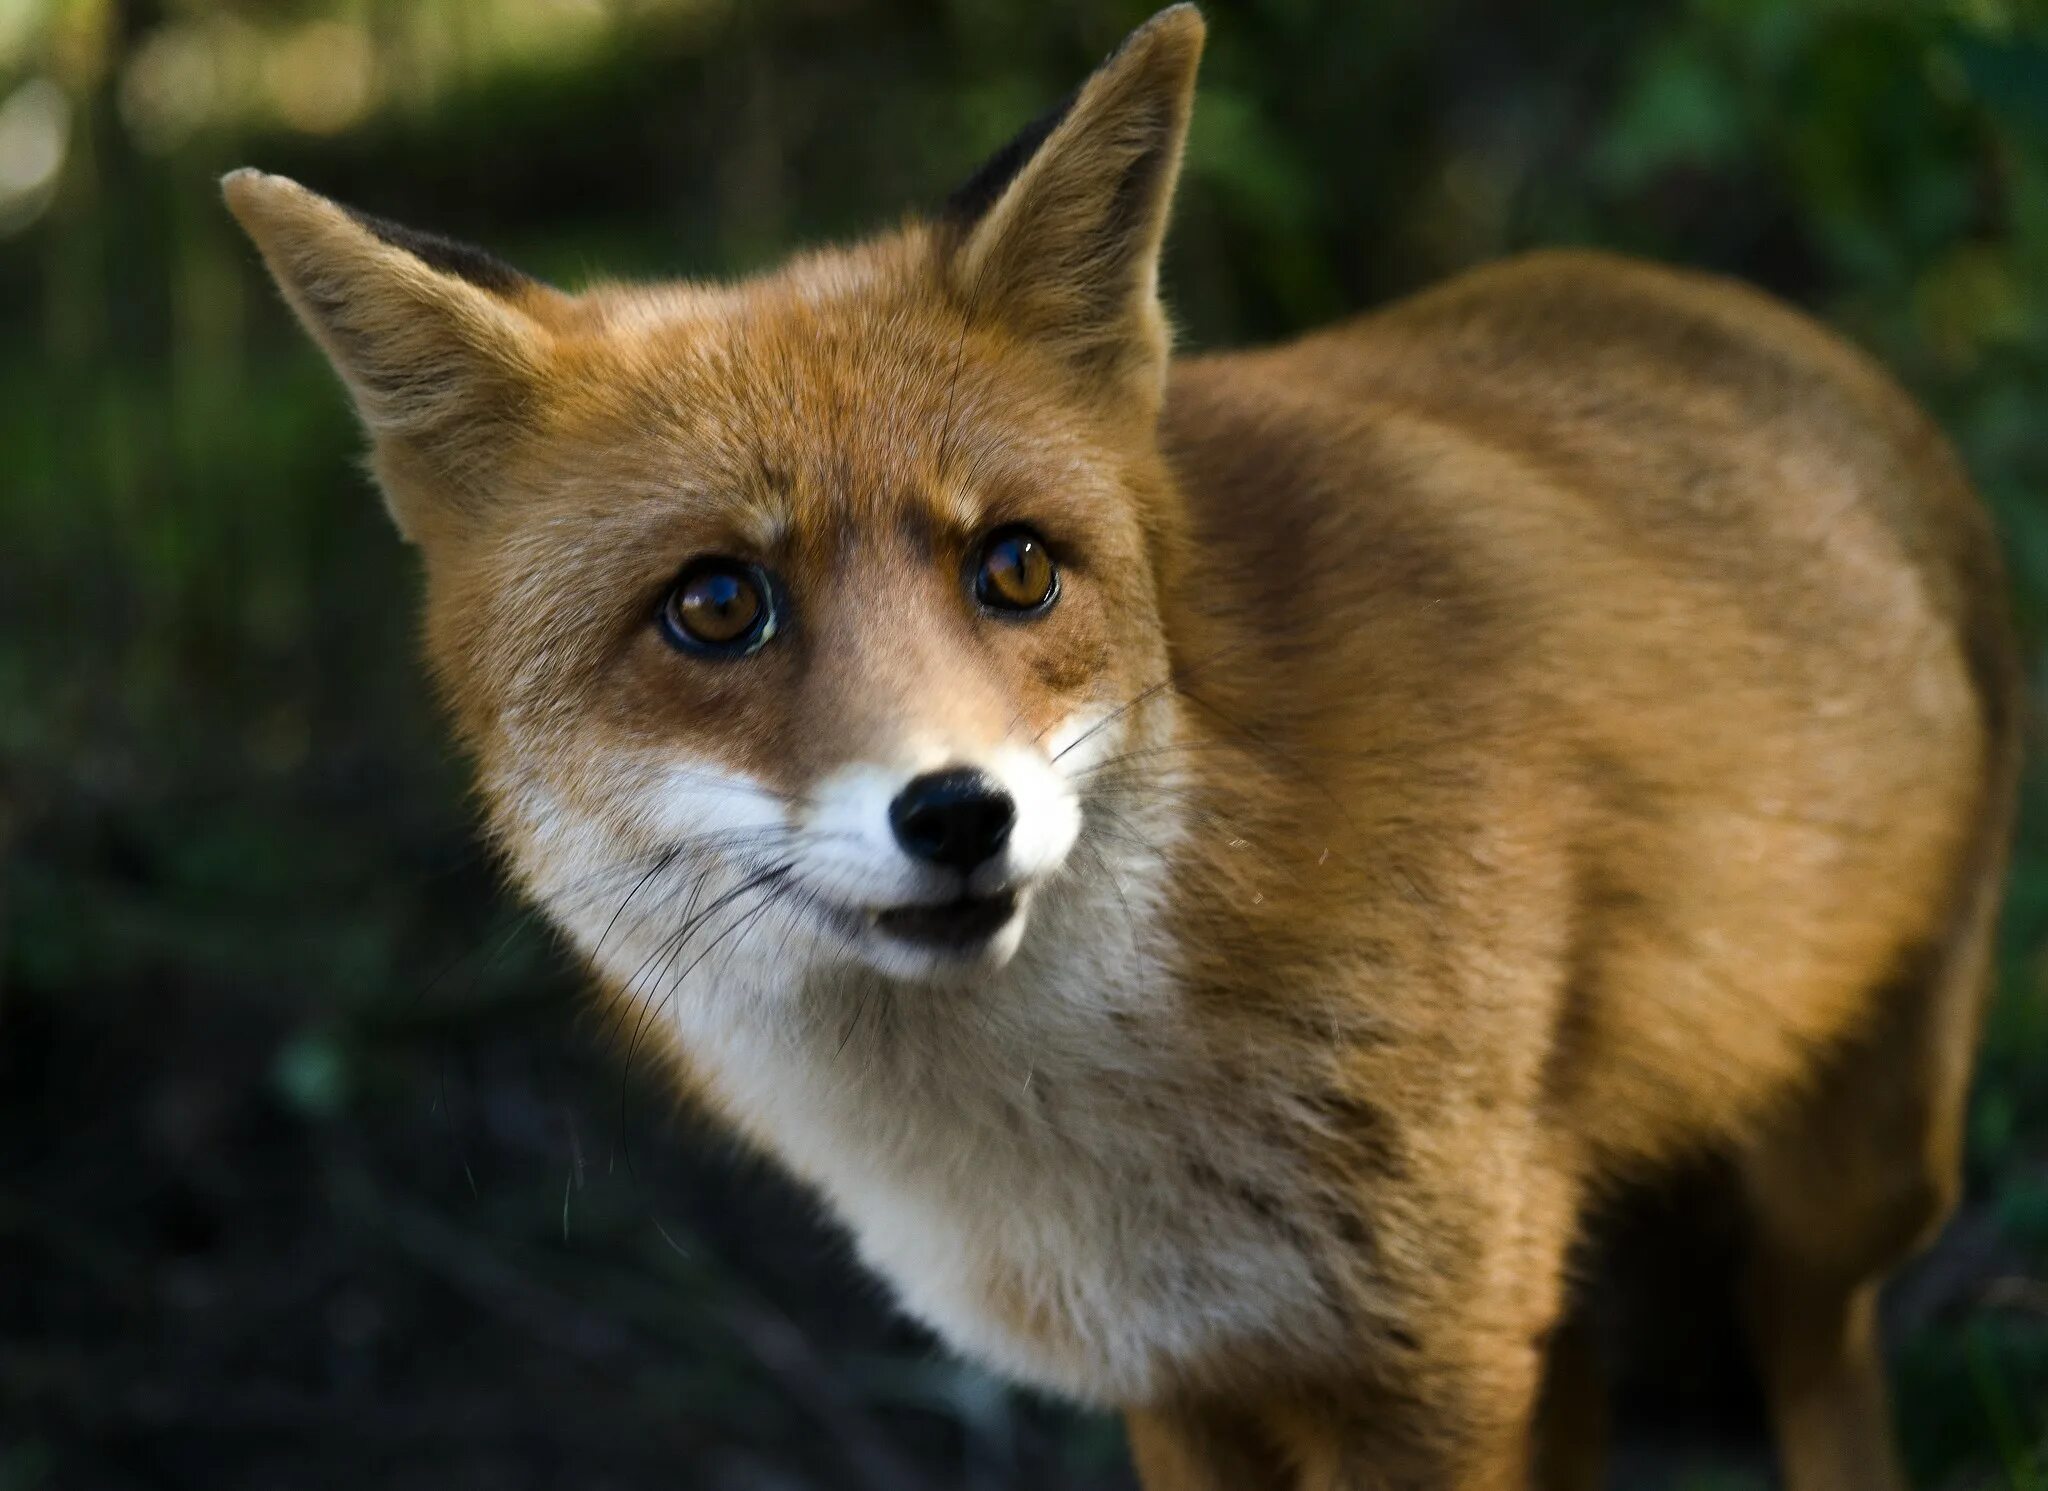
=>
[225,8,2018,1487]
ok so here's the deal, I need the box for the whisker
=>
[611,863,796,1248]
[594,838,803,1067]
[1044,635,1266,763]
[587,845,684,970]
[1072,832,1139,941]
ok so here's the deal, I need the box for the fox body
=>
[225,8,2018,1487]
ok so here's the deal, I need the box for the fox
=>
[221,6,2019,1488]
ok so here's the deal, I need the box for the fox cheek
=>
[987,744,1084,881]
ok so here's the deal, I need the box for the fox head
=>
[225,9,1204,1001]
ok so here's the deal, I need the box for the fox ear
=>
[941,5,1204,414]
[221,170,551,542]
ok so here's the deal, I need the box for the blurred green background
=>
[2,1,2046,1487]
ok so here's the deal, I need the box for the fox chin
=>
[224,5,2018,1487]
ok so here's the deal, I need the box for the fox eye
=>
[973,525,1059,615]
[660,559,778,656]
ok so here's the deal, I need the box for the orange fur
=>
[224,7,2019,1487]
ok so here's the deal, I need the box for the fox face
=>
[429,266,1176,986]
[224,10,1204,1003]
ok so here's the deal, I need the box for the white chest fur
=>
[510,724,1349,1405]
[679,872,1335,1404]
[533,791,1340,1405]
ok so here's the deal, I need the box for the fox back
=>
[226,8,2019,1488]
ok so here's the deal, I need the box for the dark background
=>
[3,1,2046,1487]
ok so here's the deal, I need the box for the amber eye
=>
[972,525,1058,615]
[659,559,778,656]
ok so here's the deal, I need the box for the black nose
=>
[889,768,1015,871]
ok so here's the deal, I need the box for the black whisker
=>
[587,845,685,970]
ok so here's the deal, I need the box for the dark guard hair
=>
[942,90,1081,229]
[341,204,538,297]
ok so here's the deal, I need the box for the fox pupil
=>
[975,527,1057,613]
[663,561,770,653]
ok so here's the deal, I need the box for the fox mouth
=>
[871,890,1021,953]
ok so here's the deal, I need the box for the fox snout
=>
[795,738,1086,978]
[889,768,1016,870]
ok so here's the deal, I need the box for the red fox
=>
[223,6,2019,1487]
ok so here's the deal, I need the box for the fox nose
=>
[889,768,1015,871]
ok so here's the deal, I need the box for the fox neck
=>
[650,694,1325,1405]
[524,543,1317,1403]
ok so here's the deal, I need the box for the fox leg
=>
[1127,1377,1550,1491]
[1737,873,1997,1491]
[1530,1311,1609,1491]
[1126,1195,1582,1489]
[1126,1402,1294,1491]
[1263,1378,1549,1491]
[1741,1264,1904,1491]
[1739,1021,1961,1491]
